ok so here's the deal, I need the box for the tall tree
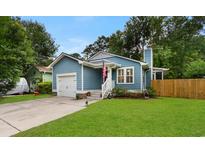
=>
[20,19,59,66]
[109,16,205,78]
[122,16,166,60]
[0,17,34,95]
[82,36,109,59]
[109,30,125,56]
[161,16,205,78]
[184,59,205,78]
[69,53,83,60]
[109,16,167,60]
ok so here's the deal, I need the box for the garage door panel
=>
[57,74,77,97]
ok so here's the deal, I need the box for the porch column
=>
[153,72,156,80]
[81,63,84,91]
[162,71,164,80]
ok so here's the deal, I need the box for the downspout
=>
[141,65,143,91]
[81,63,84,91]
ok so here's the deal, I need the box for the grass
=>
[15,97,205,137]
[0,94,52,105]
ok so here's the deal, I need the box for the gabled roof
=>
[49,52,120,68]
[49,51,149,69]
[89,51,148,66]
[35,66,52,73]
[49,52,83,67]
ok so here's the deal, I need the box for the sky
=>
[21,16,130,56]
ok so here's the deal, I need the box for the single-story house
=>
[25,65,52,91]
[49,48,168,98]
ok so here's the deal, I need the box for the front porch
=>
[80,59,121,98]
[153,67,169,80]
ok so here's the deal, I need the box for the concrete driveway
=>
[0,97,97,137]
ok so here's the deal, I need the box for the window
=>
[117,67,134,84]
[126,68,133,83]
[117,69,124,83]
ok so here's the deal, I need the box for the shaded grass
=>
[15,97,205,137]
[0,94,52,105]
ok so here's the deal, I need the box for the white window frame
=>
[116,66,134,84]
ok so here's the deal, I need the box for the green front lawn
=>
[0,94,52,105]
[15,97,205,137]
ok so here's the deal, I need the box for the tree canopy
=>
[20,19,59,66]
[83,16,205,79]
[82,35,109,59]
[0,17,59,94]
[0,17,34,94]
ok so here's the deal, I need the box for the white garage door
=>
[57,74,77,97]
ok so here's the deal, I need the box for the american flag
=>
[102,61,107,82]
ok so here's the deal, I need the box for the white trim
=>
[57,73,76,77]
[51,67,55,92]
[56,75,59,95]
[153,72,156,80]
[81,63,84,91]
[116,66,134,84]
[49,52,82,67]
[83,60,120,68]
[89,59,122,67]
[150,48,153,80]
[52,89,57,92]
[141,65,143,91]
[144,70,146,89]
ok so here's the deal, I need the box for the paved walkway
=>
[0,97,98,137]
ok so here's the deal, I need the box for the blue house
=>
[49,48,168,98]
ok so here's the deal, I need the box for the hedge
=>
[37,82,52,94]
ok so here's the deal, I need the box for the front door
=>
[107,67,115,88]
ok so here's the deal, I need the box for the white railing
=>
[101,78,112,99]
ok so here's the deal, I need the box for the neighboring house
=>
[49,48,168,98]
[26,66,52,91]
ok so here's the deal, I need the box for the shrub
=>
[147,87,157,98]
[76,93,87,100]
[112,87,127,97]
[125,92,144,98]
[37,82,52,94]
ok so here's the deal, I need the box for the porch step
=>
[87,90,102,101]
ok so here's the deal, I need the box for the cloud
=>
[58,38,92,55]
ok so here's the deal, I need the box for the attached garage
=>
[57,73,77,97]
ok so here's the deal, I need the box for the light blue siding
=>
[145,70,151,88]
[53,57,102,91]
[83,67,102,90]
[144,48,152,88]
[144,48,152,67]
[52,57,82,90]
[104,56,142,90]
[53,53,150,91]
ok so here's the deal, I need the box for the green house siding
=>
[42,73,52,82]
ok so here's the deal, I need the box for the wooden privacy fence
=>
[152,79,205,99]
